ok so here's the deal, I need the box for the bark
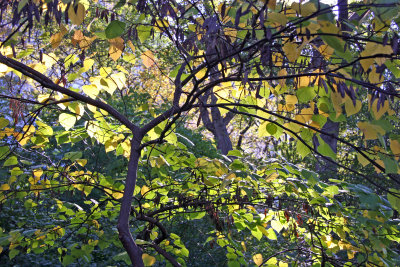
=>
[200,92,233,155]
[117,135,145,267]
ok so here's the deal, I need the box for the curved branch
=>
[0,54,139,132]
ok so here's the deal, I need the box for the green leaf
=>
[137,25,152,43]
[0,147,10,160]
[0,117,9,129]
[4,156,18,167]
[388,189,400,213]
[64,152,82,161]
[317,136,336,160]
[323,185,339,198]
[105,20,126,39]
[383,157,398,174]
[296,140,311,158]
[251,228,263,241]
[9,248,19,260]
[297,86,316,103]
[266,228,277,240]
[266,123,277,135]
[36,121,53,136]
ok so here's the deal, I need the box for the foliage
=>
[0,0,400,266]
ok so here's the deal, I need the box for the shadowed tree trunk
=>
[313,0,349,173]
[117,135,145,267]
[200,90,234,155]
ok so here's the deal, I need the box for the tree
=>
[0,0,400,266]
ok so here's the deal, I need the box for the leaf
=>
[357,121,385,140]
[137,25,152,43]
[82,84,100,99]
[142,253,156,266]
[297,87,316,103]
[0,184,10,190]
[50,25,67,49]
[390,139,400,156]
[141,50,155,68]
[271,220,283,233]
[59,113,77,131]
[253,254,263,266]
[296,140,311,158]
[388,189,400,213]
[141,185,150,196]
[317,137,336,160]
[105,20,126,39]
[109,37,124,61]
[113,252,131,265]
[9,249,19,260]
[285,95,297,111]
[251,228,263,241]
[68,3,85,25]
[36,121,53,136]
[0,117,9,128]
[4,156,18,167]
[64,152,82,161]
[344,99,362,116]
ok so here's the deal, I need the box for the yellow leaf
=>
[224,27,237,40]
[0,63,8,73]
[368,66,383,84]
[360,58,374,72]
[241,241,246,252]
[357,121,385,140]
[59,113,76,131]
[195,68,206,79]
[112,191,123,199]
[109,37,124,61]
[344,99,361,116]
[361,42,393,66]
[390,139,400,156]
[266,172,279,182]
[285,95,297,111]
[71,30,84,46]
[266,256,278,265]
[142,253,156,266]
[357,153,370,167]
[253,254,263,266]
[318,44,334,59]
[371,98,389,120]
[33,169,43,178]
[141,50,155,68]
[283,42,300,62]
[82,84,100,99]
[141,185,150,196]
[79,36,97,50]
[110,72,127,89]
[76,159,87,167]
[268,12,287,26]
[68,3,85,25]
[0,184,10,190]
[50,32,64,49]
[300,2,317,16]
[42,53,58,68]
[267,0,276,9]
[127,40,135,52]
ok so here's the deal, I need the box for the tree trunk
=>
[117,135,145,267]
[200,92,233,155]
